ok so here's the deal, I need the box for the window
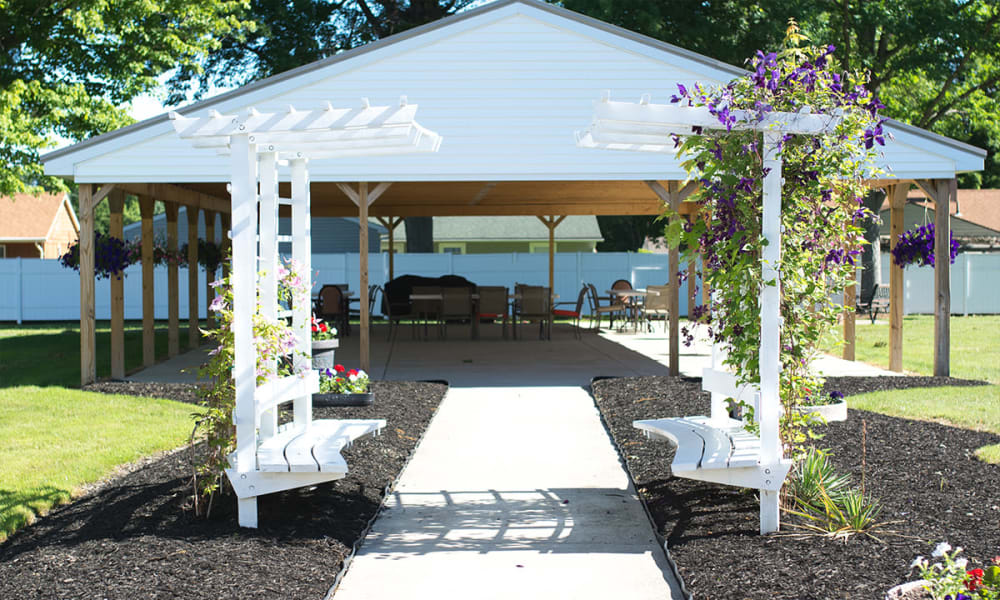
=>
[438,243,465,255]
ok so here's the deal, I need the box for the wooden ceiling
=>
[178,180,700,217]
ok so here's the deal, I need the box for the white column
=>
[291,158,313,428]
[758,130,783,534]
[258,151,279,438]
[230,133,260,528]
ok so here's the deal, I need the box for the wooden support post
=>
[139,195,156,367]
[79,184,97,386]
[220,213,232,278]
[536,215,566,298]
[165,203,180,357]
[644,180,682,376]
[933,179,955,376]
[204,210,217,328]
[686,247,696,317]
[888,184,908,372]
[359,183,370,373]
[376,216,403,281]
[108,190,125,380]
[666,184,680,376]
[843,277,856,361]
[187,206,200,349]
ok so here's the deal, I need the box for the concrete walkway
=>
[334,386,683,600]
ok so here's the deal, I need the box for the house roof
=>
[906,189,1000,234]
[880,202,1000,241]
[387,215,603,242]
[41,0,985,219]
[0,193,76,241]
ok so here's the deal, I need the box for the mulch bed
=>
[0,380,447,600]
[591,375,1000,600]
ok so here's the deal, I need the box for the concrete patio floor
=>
[125,320,897,599]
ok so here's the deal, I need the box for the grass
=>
[848,385,1000,464]
[0,320,206,388]
[824,314,1000,464]
[825,315,1000,384]
[0,386,196,542]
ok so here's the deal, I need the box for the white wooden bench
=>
[224,369,385,524]
[632,354,790,496]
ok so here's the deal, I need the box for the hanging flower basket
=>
[890,223,959,268]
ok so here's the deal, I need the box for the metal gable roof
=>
[42,0,985,182]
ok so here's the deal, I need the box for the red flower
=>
[966,568,984,591]
[349,369,358,376]
[334,364,346,373]
[311,324,319,333]
[319,322,328,332]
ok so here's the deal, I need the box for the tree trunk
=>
[860,189,886,302]
[404,216,434,253]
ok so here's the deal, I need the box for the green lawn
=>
[0,386,195,542]
[827,315,1000,384]
[824,314,1000,463]
[848,385,1000,463]
[0,320,205,388]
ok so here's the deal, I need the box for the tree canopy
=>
[0,0,252,196]
[563,0,1000,187]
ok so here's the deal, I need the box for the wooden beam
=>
[165,203,180,357]
[536,216,563,294]
[336,183,360,206]
[117,182,230,215]
[469,182,497,205]
[933,179,955,376]
[888,183,908,372]
[187,206,200,349]
[204,210,217,329]
[79,184,96,386]
[358,183,370,373]
[139,195,156,367]
[91,184,116,209]
[108,190,125,380]
[386,216,402,281]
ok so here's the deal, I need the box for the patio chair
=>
[411,285,443,340]
[349,284,382,321]
[640,284,670,332]
[476,285,509,339]
[552,285,589,339]
[587,283,626,330]
[441,286,475,339]
[513,285,551,340]
[317,284,349,337]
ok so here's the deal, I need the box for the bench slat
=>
[310,419,385,472]
[255,418,385,473]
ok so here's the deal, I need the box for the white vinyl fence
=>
[1,251,998,323]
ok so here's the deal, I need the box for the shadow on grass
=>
[0,486,73,543]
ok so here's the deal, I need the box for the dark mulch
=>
[0,380,447,600]
[591,375,1000,600]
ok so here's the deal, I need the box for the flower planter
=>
[795,399,847,422]
[884,580,931,600]
[313,391,373,407]
[311,339,339,371]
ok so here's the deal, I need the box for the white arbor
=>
[171,99,441,527]
[578,95,841,534]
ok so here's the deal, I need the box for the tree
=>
[0,1,252,196]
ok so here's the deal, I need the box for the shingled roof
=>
[0,193,76,241]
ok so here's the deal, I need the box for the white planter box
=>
[794,400,848,422]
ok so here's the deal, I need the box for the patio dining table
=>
[605,288,656,332]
